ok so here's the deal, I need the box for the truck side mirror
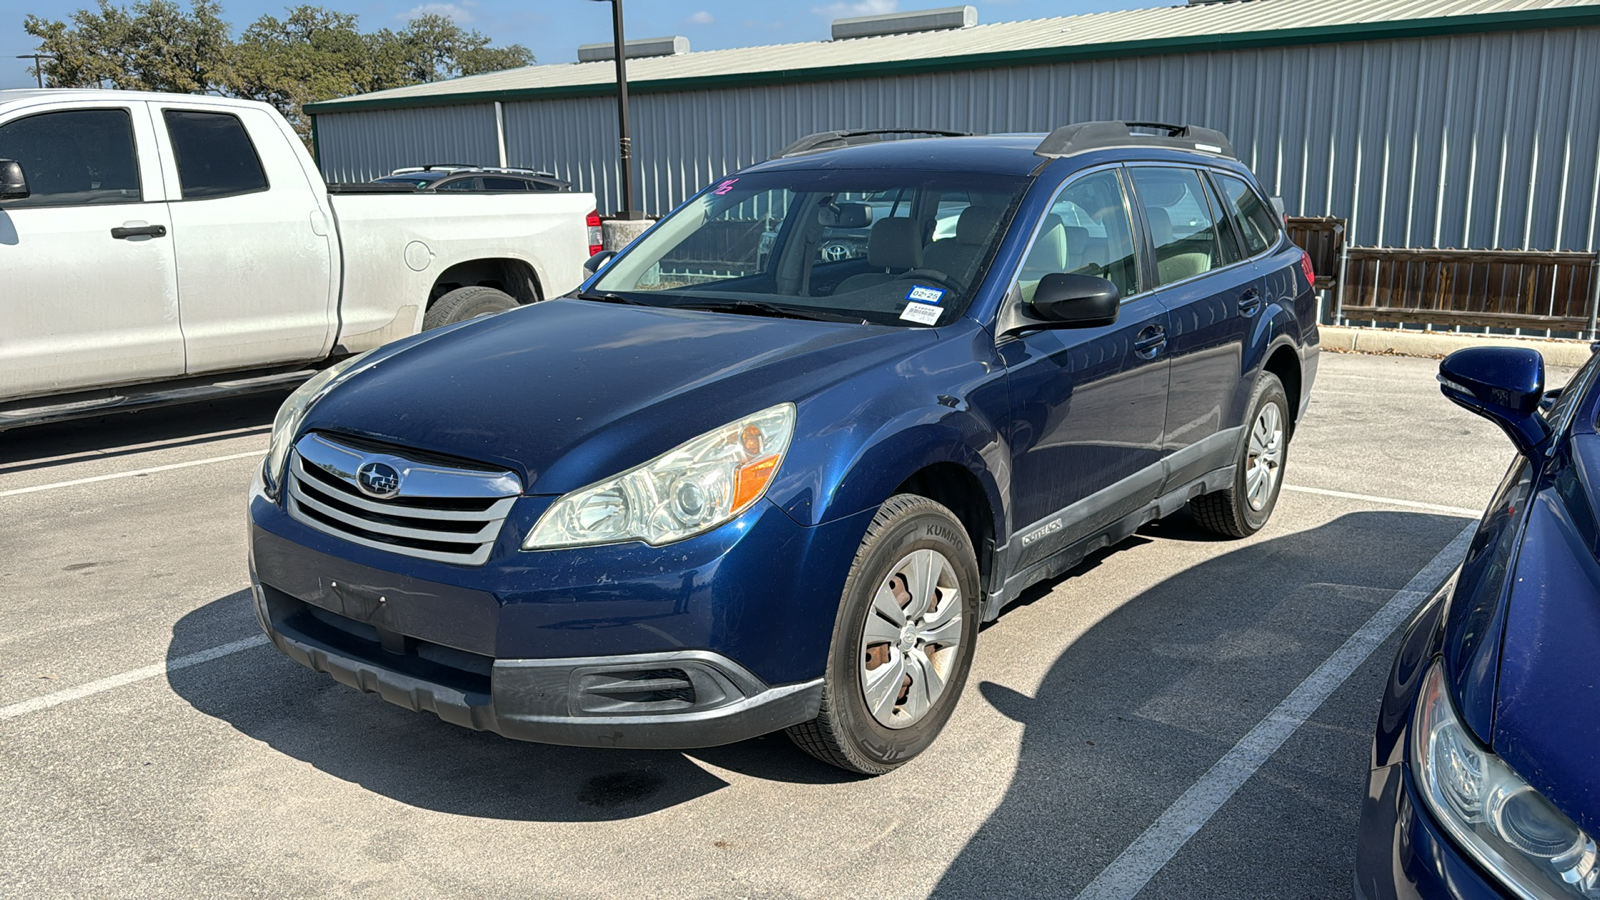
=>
[1438,347,1551,457]
[0,160,28,201]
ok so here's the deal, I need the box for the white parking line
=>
[1073,521,1477,900]
[0,450,263,498]
[0,635,270,722]
[1283,484,1481,517]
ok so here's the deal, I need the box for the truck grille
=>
[285,432,521,566]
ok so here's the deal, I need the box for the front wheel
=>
[787,494,980,775]
[1188,372,1290,538]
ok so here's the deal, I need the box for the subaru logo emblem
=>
[355,461,401,499]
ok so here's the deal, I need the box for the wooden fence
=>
[1334,248,1600,335]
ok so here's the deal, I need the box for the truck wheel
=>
[787,494,980,775]
[423,286,518,330]
[1188,372,1290,538]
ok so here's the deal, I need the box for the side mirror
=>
[0,160,27,201]
[1031,273,1120,327]
[1438,347,1551,457]
[583,250,616,275]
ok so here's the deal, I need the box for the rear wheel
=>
[1188,373,1289,538]
[787,494,980,775]
[423,285,518,330]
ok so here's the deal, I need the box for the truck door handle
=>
[1133,326,1167,358]
[1238,289,1263,315]
[111,224,167,240]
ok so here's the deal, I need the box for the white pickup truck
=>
[0,89,597,428]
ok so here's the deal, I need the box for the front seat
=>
[1147,207,1211,284]
[923,205,1006,285]
[835,218,923,293]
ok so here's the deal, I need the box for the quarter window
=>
[1215,173,1280,256]
[162,110,268,200]
[1016,170,1140,303]
[0,108,142,208]
[1130,167,1225,287]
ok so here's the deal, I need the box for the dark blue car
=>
[246,122,1319,774]
[1357,346,1600,898]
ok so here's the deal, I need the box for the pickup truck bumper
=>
[247,485,868,749]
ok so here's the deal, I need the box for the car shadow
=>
[0,390,290,471]
[165,590,852,823]
[930,509,1473,898]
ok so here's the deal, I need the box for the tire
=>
[1188,372,1290,538]
[422,286,518,330]
[787,494,981,775]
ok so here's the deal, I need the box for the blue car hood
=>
[301,298,935,493]
[1489,436,1600,837]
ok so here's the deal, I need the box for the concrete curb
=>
[1320,325,1594,367]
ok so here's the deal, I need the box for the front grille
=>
[285,432,521,566]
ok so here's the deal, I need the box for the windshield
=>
[590,169,1029,326]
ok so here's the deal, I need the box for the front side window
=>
[590,170,1029,327]
[481,177,529,192]
[1216,173,1280,256]
[0,108,142,208]
[1015,169,1141,303]
[1130,167,1226,287]
[436,178,479,192]
[162,110,268,200]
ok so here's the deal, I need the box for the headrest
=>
[1145,207,1173,246]
[867,217,922,269]
[1030,214,1067,273]
[956,206,1005,246]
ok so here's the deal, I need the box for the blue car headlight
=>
[524,403,795,550]
[1412,659,1600,898]
[261,353,370,498]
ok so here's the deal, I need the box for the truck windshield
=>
[589,169,1029,326]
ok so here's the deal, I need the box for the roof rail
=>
[774,128,971,159]
[1034,121,1235,159]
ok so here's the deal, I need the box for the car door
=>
[152,103,336,374]
[1127,164,1262,490]
[1000,166,1170,572]
[0,101,181,403]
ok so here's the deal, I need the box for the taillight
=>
[1299,249,1314,287]
[587,210,603,257]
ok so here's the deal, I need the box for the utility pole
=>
[16,53,56,88]
[589,0,642,220]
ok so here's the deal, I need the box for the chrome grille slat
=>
[284,433,522,567]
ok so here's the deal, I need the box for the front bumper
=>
[248,485,871,749]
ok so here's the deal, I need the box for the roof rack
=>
[390,164,560,178]
[773,128,971,159]
[1034,121,1235,160]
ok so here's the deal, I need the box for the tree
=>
[22,1,534,145]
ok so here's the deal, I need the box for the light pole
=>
[589,0,641,220]
[16,53,56,88]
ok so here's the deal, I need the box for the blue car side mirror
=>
[1438,347,1551,457]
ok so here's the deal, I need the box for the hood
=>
[1488,438,1600,837]
[302,298,936,493]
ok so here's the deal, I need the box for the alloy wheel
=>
[1245,401,1285,511]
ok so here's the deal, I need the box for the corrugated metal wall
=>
[314,26,1600,252]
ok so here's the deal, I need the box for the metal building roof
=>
[306,0,1600,113]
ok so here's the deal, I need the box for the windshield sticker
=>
[906,285,945,304]
[899,302,943,326]
[711,178,739,196]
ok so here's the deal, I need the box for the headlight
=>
[1412,659,1600,898]
[261,353,370,498]
[524,403,796,549]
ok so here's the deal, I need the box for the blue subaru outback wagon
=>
[247,122,1320,774]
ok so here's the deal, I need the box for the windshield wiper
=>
[577,290,655,306]
[671,299,843,322]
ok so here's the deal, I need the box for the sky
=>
[0,0,1150,91]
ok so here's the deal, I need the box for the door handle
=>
[111,224,167,240]
[1238,289,1263,315]
[1133,326,1167,358]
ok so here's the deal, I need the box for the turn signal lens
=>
[732,455,780,512]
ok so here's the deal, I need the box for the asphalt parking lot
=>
[0,350,1568,899]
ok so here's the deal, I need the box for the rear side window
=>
[480,177,529,191]
[437,178,479,192]
[1130,167,1224,287]
[0,108,142,208]
[1216,173,1280,256]
[162,110,268,200]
